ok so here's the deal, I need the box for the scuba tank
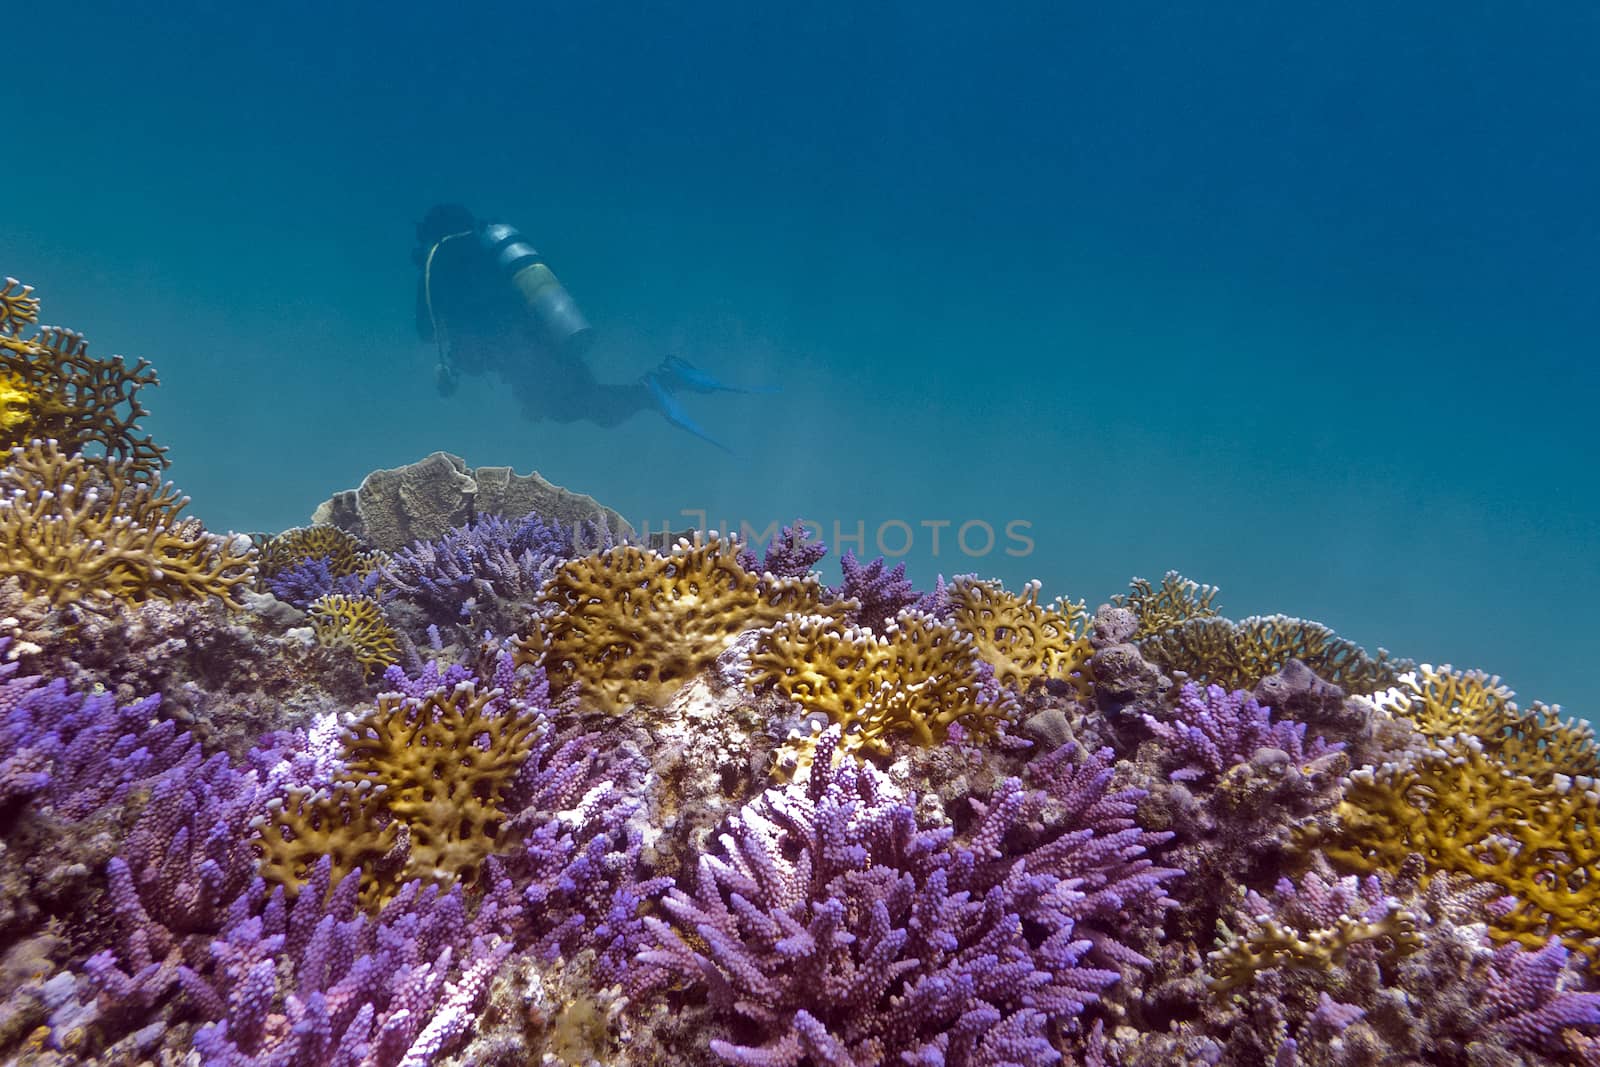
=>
[477,223,594,355]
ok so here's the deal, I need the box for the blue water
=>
[5,3,1596,718]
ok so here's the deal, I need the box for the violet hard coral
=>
[639,727,1178,1066]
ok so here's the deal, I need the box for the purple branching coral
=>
[639,727,1178,1065]
[264,557,387,610]
[0,639,174,817]
[1128,682,1352,1002]
[737,520,828,580]
[49,651,661,1063]
[1107,856,1600,1066]
[383,512,571,622]
[1485,939,1600,1052]
[469,652,670,985]
[831,551,922,633]
[182,861,515,1067]
[1142,682,1344,785]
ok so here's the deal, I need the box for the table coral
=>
[515,535,842,715]
[0,439,255,611]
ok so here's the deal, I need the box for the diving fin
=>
[645,371,735,454]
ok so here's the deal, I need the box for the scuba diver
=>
[412,203,753,451]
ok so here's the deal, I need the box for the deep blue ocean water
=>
[4,3,1596,718]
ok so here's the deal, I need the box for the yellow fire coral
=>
[255,680,541,906]
[1112,570,1221,638]
[747,610,1015,758]
[1375,663,1599,785]
[343,682,540,886]
[1324,735,1600,965]
[0,439,255,611]
[948,576,1093,698]
[259,524,384,581]
[1139,614,1411,695]
[515,535,841,714]
[252,783,400,906]
[308,593,401,678]
[0,277,165,480]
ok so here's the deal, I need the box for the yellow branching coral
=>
[948,576,1093,699]
[748,610,1016,758]
[308,593,401,678]
[0,439,255,611]
[252,783,400,906]
[515,535,842,714]
[1376,664,1599,785]
[1324,736,1600,965]
[343,681,540,887]
[0,277,165,479]
[1139,614,1411,695]
[0,277,42,333]
[1207,902,1421,995]
[255,680,541,906]
[259,524,384,581]
[1112,570,1221,638]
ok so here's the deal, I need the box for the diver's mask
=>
[478,223,594,355]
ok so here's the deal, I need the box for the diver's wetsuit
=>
[414,220,651,428]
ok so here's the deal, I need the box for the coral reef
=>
[947,575,1094,698]
[2,282,1597,1065]
[380,511,569,634]
[1111,570,1220,639]
[1375,662,1600,783]
[1323,734,1600,964]
[737,520,830,580]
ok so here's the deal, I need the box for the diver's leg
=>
[653,354,779,394]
